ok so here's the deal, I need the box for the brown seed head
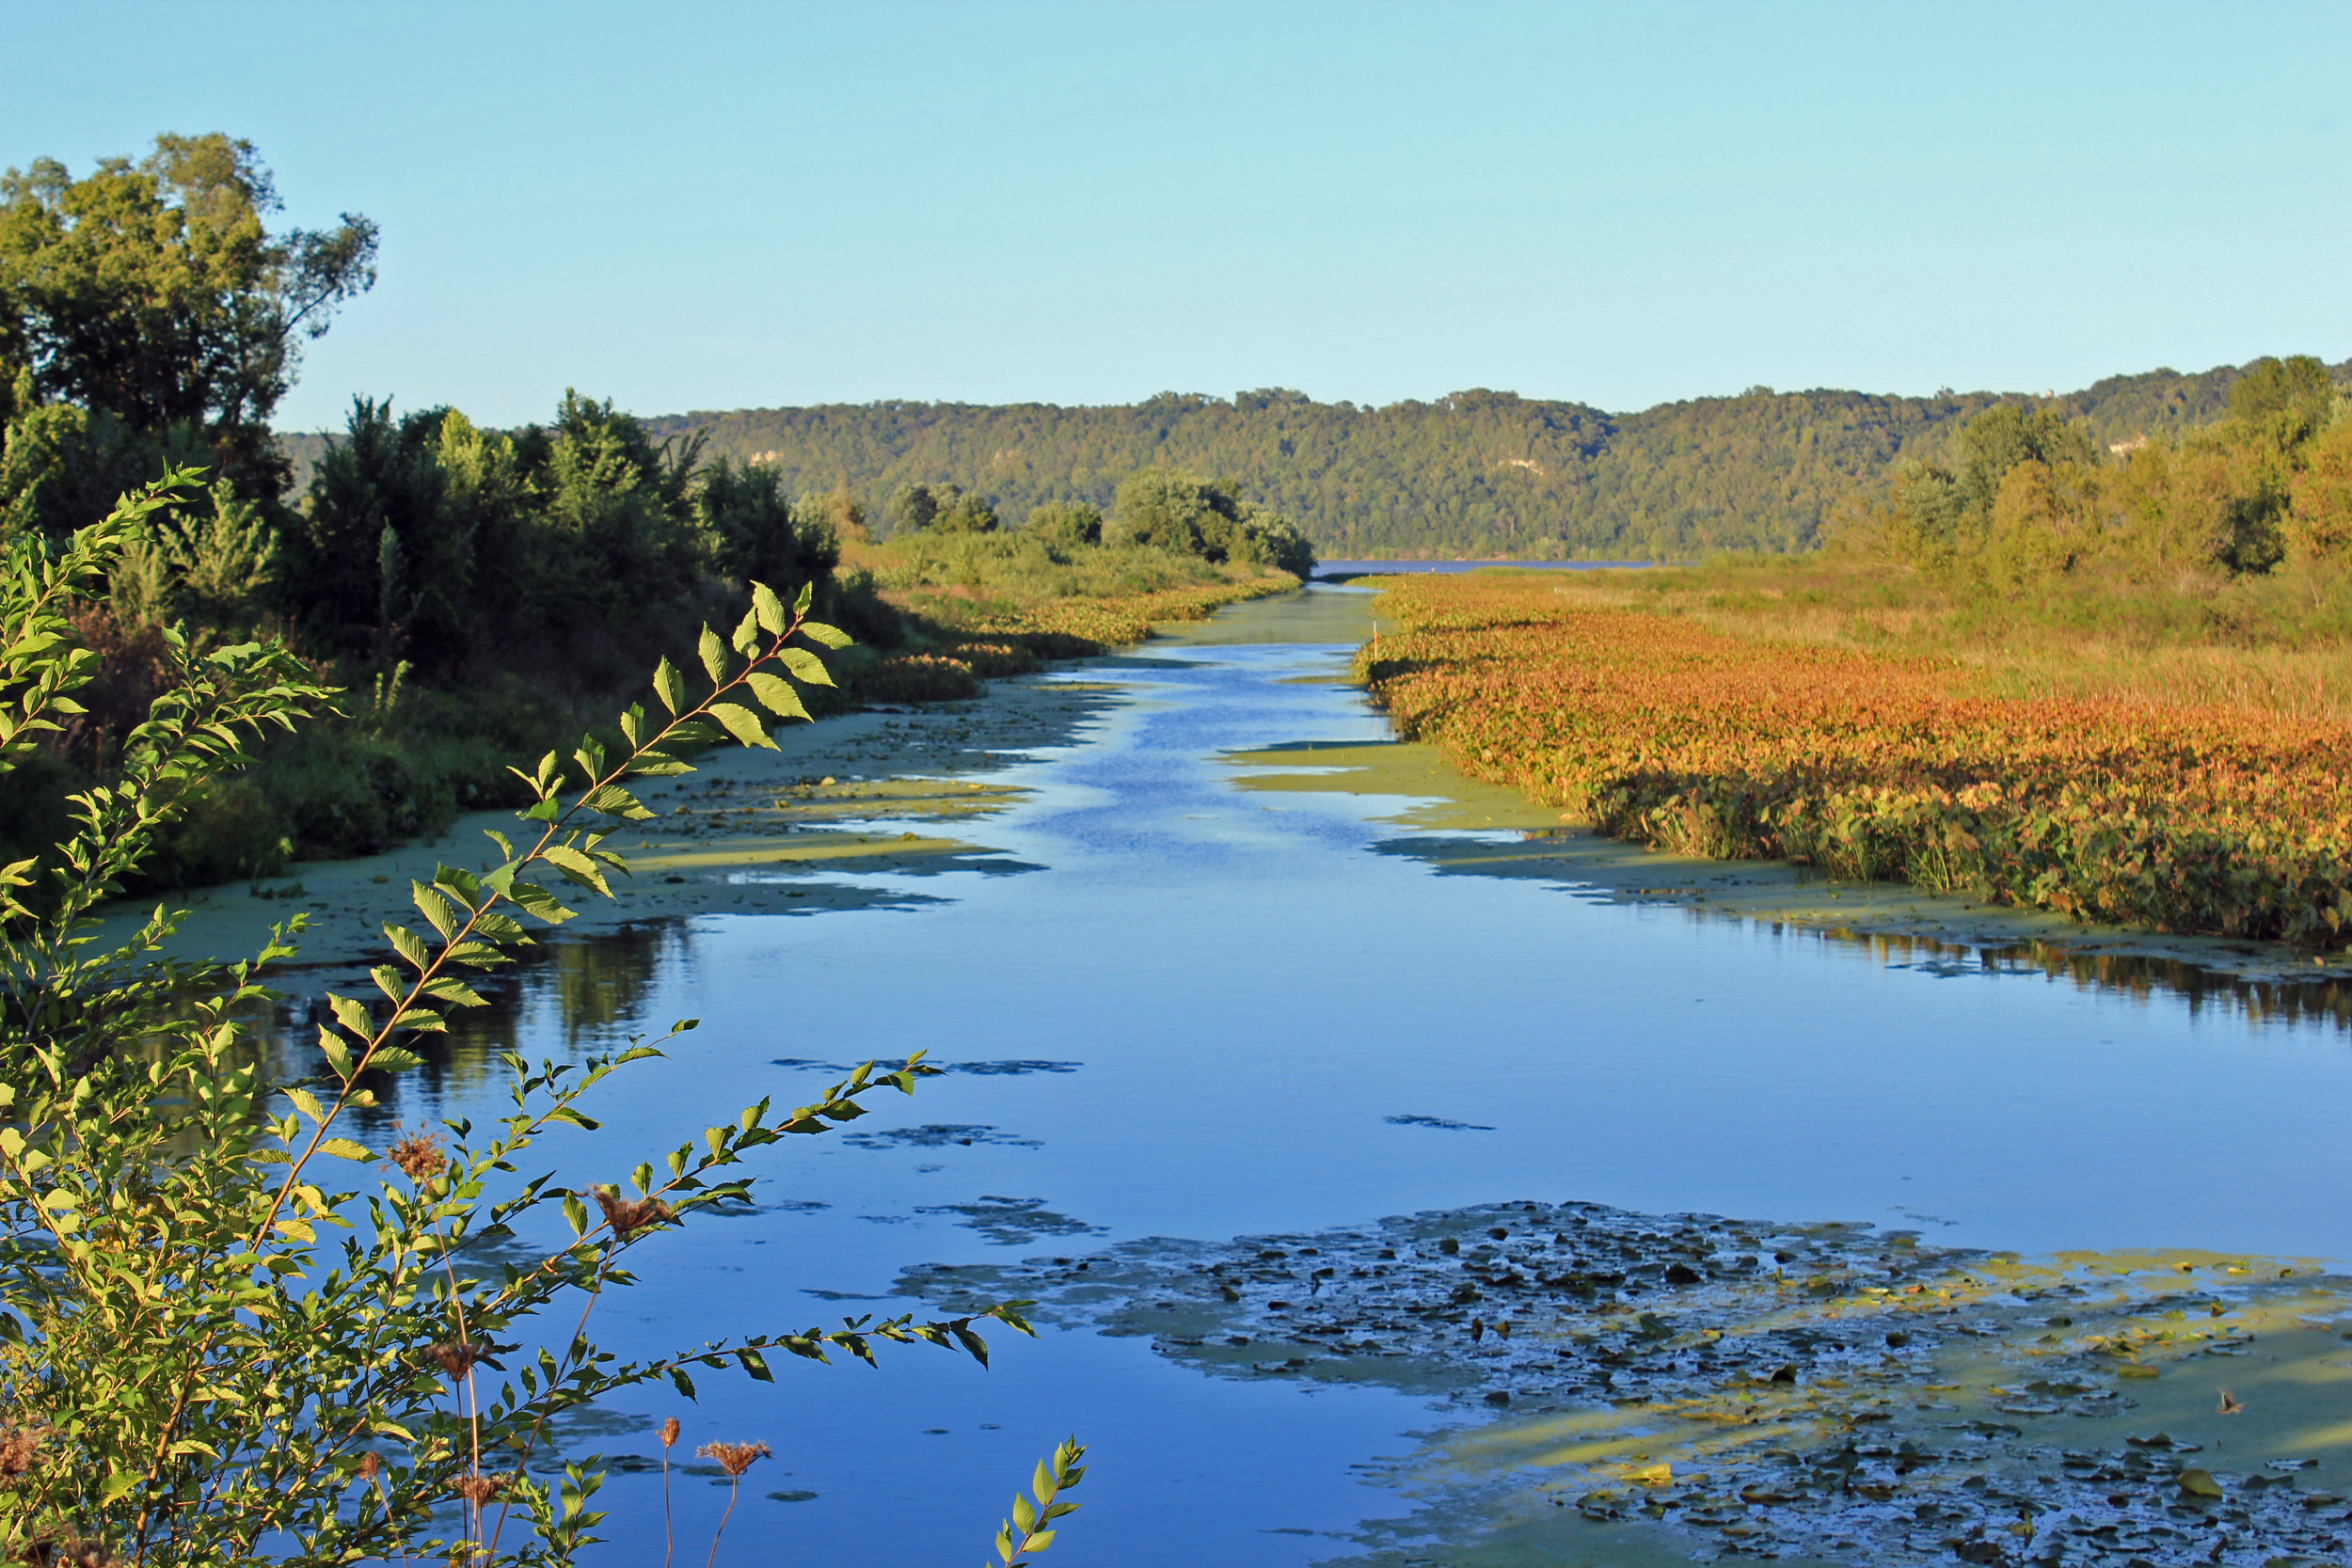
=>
[448,1472,508,1505]
[389,1126,446,1182]
[356,1450,382,1482]
[695,1441,772,1478]
[25,1539,119,1568]
[429,1341,480,1379]
[589,1184,676,1240]
[0,1425,44,1481]
[660,1416,681,1450]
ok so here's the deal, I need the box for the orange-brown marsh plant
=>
[0,476,1041,1565]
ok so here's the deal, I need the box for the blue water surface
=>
[368,586,2352,1566]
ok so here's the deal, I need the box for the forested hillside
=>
[579,362,2337,560]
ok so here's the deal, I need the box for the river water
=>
[354,585,2352,1565]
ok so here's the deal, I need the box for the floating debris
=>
[838,1123,1041,1149]
[898,1198,2352,1565]
[914,1196,1108,1247]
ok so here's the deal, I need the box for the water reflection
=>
[305,919,685,1132]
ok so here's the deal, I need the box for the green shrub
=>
[0,479,1079,1564]
[855,653,981,703]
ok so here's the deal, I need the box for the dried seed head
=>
[0,1425,44,1481]
[695,1441,771,1478]
[26,1539,119,1568]
[448,1472,509,1505]
[389,1126,446,1182]
[660,1417,681,1450]
[429,1341,480,1379]
[589,1184,676,1240]
[356,1451,382,1481]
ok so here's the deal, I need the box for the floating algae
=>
[898,1200,2352,1566]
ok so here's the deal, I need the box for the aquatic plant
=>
[908,1200,2350,1567]
[0,475,1065,1563]
[1359,573,2352,946]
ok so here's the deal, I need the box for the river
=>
[330,584,2352,1566]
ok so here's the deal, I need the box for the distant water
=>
[1311,559,1649,577]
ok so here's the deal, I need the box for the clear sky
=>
[5,0,2346,429]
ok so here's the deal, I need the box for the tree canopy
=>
[628,362,2342,562]
[0,133,376,499]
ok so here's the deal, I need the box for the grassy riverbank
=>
[1356,571,2352,948]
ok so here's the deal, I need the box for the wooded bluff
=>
[583,364,2347,560]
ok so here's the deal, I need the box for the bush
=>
[854,652,981,703]
[0,479,1079,1564]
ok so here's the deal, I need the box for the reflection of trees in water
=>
[1791,921,2352,1033]
[333,922,685,1131]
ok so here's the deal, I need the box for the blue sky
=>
[5,0,2346,429]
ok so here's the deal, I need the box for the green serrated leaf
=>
[316,1138,373,1162]
[652,657,687,714]
[698,626,729,687]
[778,647,834,687]
[751,581,787,634]
[707,702,777,751]
[580,784,652,821]
[542,845,612,895]
[744,672,809,721]
[412,882,459,937]
[384,924,432,971]
[508,882,579,925]
[800,620,851,649]
[328,994,373,1038]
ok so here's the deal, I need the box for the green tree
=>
[1025,499,1103,546]
[2227,354,2336,446]
[1112,467,1314,577]
[888,481,996,535]
[1952,405,2099,520]
[0,133,375,499]
[695,456,839,594]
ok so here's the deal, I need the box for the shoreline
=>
[93,671,1125,1007]
[1223,735,2352,1005]
[101,584,2352,1021]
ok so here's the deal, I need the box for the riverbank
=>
[1349,571,2352,967]
[95,672,1123,1003]
[1222,736,2352,1009]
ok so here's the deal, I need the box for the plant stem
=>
[707,1474,741,1568]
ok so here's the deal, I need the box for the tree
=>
[1112,467,1314,577]
[1952,406,2098,520]
[2227,354,2336,447]
[1025,499,1103,546]
[695,456,840,594]
[888,481,996,536]
[0,134,376,498]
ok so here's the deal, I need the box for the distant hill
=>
[277,358,2346,559]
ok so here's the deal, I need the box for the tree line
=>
[1843,354,2352,595]
[596,363,2330,562]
